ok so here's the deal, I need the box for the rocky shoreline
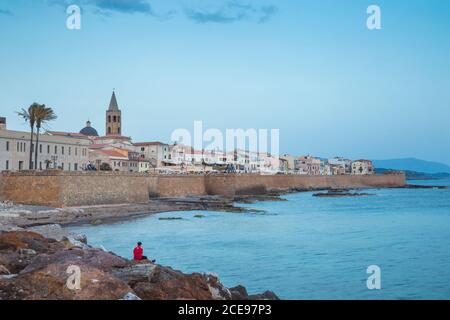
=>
[0,224,278,300]
[0,196,263,228]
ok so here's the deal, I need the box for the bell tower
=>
[106,91,122,136]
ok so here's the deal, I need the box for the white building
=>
[351,160,374,175]
[133,142,170,167]
[0,119,90,172]
[328,157,352,174]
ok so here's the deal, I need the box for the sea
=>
[68,179,450,299]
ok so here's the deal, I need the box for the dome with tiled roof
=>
[80,120,99,137]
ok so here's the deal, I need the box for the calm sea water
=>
[68,179,450,299]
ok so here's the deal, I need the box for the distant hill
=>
[373,158,450,174]
[376,168,450,180]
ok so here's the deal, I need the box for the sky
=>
[0,0,449,164]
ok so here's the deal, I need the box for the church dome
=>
[80,120,99,137]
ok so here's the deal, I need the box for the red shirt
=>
[133,246,143,261]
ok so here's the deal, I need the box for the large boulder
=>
[0,261,133,300]
[132,265,215,300]
[0,231,65,274]
[20,247,131,274]
[27,224,88,248]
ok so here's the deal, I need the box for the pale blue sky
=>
[0,0,449,163]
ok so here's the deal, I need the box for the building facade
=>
[351,160,374,175]
[0,122,90,172]
[134,142,170,167]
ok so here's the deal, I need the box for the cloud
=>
[185,1,277,24]
[47,0,153,15]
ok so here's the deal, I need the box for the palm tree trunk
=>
[34,126,40,170]
[29,126,34,170]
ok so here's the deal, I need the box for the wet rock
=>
[122,292,141,300]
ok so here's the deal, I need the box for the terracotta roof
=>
[96,149,128,159]
[133,141,166,146]
[89,143,110,149]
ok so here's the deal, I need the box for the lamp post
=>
[51,155,58,169]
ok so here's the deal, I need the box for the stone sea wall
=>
[0,171,406,207]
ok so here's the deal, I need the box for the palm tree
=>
[17,104,39,169]
[34,105,57,170]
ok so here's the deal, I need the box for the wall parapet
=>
[0,171,406,207]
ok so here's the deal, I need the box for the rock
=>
[0,231,279,300]
[0,262,134,300]
[91,219,103,225]
[20,248,131,275]
[0,225,25,232]
[229,285,248,300]
[27,224,88,248]
[121,292,142,300]
[313,192,373,197]
[72,233,87,244]
[18,248,37,255]
[0,265,11,275]
[132,265,214,300]
[205,273,232,300]
[248,290,280,300]
[112,263,156,285]
[27,224,67,241]
[0,231,65,274]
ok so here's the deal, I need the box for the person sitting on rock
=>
[133,242,155,263]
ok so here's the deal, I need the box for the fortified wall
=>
[0,171,406,207]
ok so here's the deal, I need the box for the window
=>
[39,162,42,170]
[47,145,50,154]
[55,146,57,154]
[108,115,111,122]
[113,115,117,122]
[75,148,78,156]
[6,141,9,151]
[6,160,9,170]
[68,163,71,171]
[61,163,64,170]
[69,147,71,156]
[39,144,42,153]
[62,146,65,155]
[74,163,78,171]
[17,142,19,152]
[108,127,111,134]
